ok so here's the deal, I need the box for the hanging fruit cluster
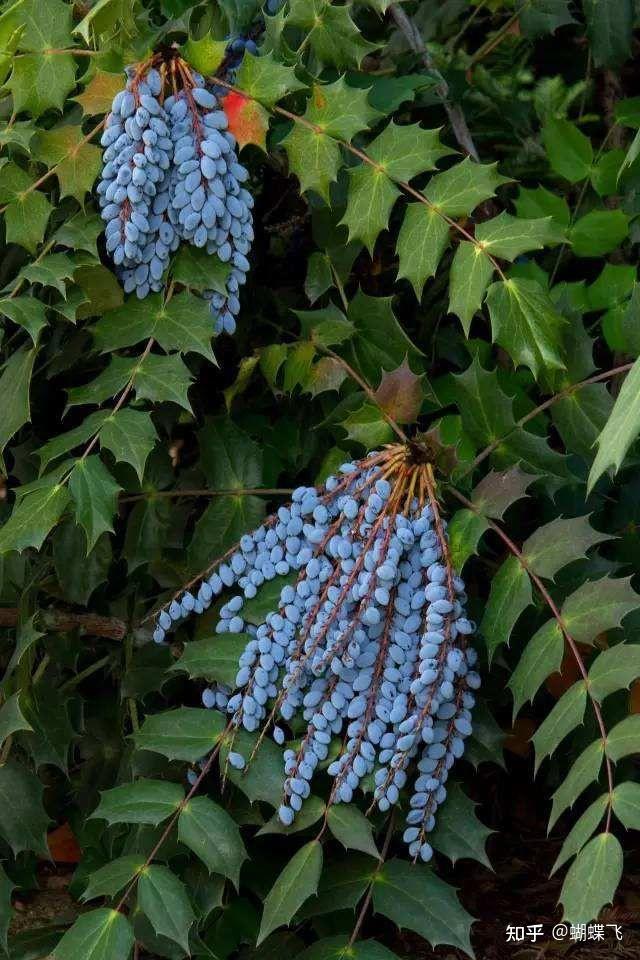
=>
[154,444,479,863]
[97,53,254,334]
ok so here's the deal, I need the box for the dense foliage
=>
[1,0,640,957]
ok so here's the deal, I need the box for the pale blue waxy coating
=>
[151,450,478,849]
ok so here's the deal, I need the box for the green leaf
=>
[340,164,400,254]
[327,805,380,859]
[100,409,158,482]
[92,780,184,826]
[509,620,563,716]
[481,555,532,661]
[136,353,194,413]
[514,184,570,231]
[51,909,134,960]
[425,158,510,217]
[451,356,571,481]
[8,52,76,119]
[234,50,306,107]
[0,691,32,745]
[366,121,453,180]
[560,833,622,923]
[588,644,640,701]
[607,715,640,762]
[448,241,494,333]
[475,212,561,259]
[188,416,264,569]
[283,78,379,201]
[170,246,230,295]
[296,303,354,347]
[570,209,629,257]
[0,297,47,344]
[31,125,102,202]
[242,573,297,625]
[522,515,610,579]
[69,456,122,553]
[53,522,111,605]
[170,634,249,687]
[296,937,401,960]
[430,782,493,868]
[21,685,75,771]
[561,576,639,643]
[549,739,604,829]
[543,118,593,182]
[0,345,36,472]
[372,858,473,955]
[138,864,195,953]
[133,707,226,762]
[582,0,633,67]
[178,796,247,888]
[520,0,575,37]
[485,278,566,379]
[552,794,608,874]
[0,862,13,953]
[305,252,333,303]
[220,728,283,807]
[287,0,378,68]
[0,482,69,555]
[591,149,625,196]
[257,840,323,944]
[94,293,216,362]
[53,213,103,255]
[611,781,640,829]
[181,34,227,75]
[341,402,394,447]
[299,856,376,920]
[0,761,50,857]
[82,855,146,902]
[588,356,640,490]
[66,357,134,408]
[347,290,423,387]
[396,204,450,299]
[447,509,488,571]
[18,253,76,296]
[532,681,587,773]
[466,700,506,770]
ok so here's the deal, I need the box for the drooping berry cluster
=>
[153,446,479,863]
[96,56,253,335]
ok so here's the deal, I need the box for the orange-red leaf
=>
[47,823,82,864]
[223,91,269,151]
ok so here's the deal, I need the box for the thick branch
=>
[0,607,127,641]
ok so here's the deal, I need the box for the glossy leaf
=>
[257,840,323,944]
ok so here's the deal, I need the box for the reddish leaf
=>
[223,92,269,151]
[373,357,424,424]
[47,823,81,864]
[504,717,536,757]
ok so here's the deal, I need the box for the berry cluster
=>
[153,446,479,863]
[97,57,253,335]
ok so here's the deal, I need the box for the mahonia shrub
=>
[1,0,640,957]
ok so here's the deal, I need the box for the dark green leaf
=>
[51,909,135,960]
[91,780,184,826]
[0,761,50,857]
[133,707,226,762]
[326,805,380,859]
[138,864,195,952]
[178,796,247,887]
[560,833,622,923]
[257,840,323,944]
[82,855,146,902]
[372,859,473,955]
